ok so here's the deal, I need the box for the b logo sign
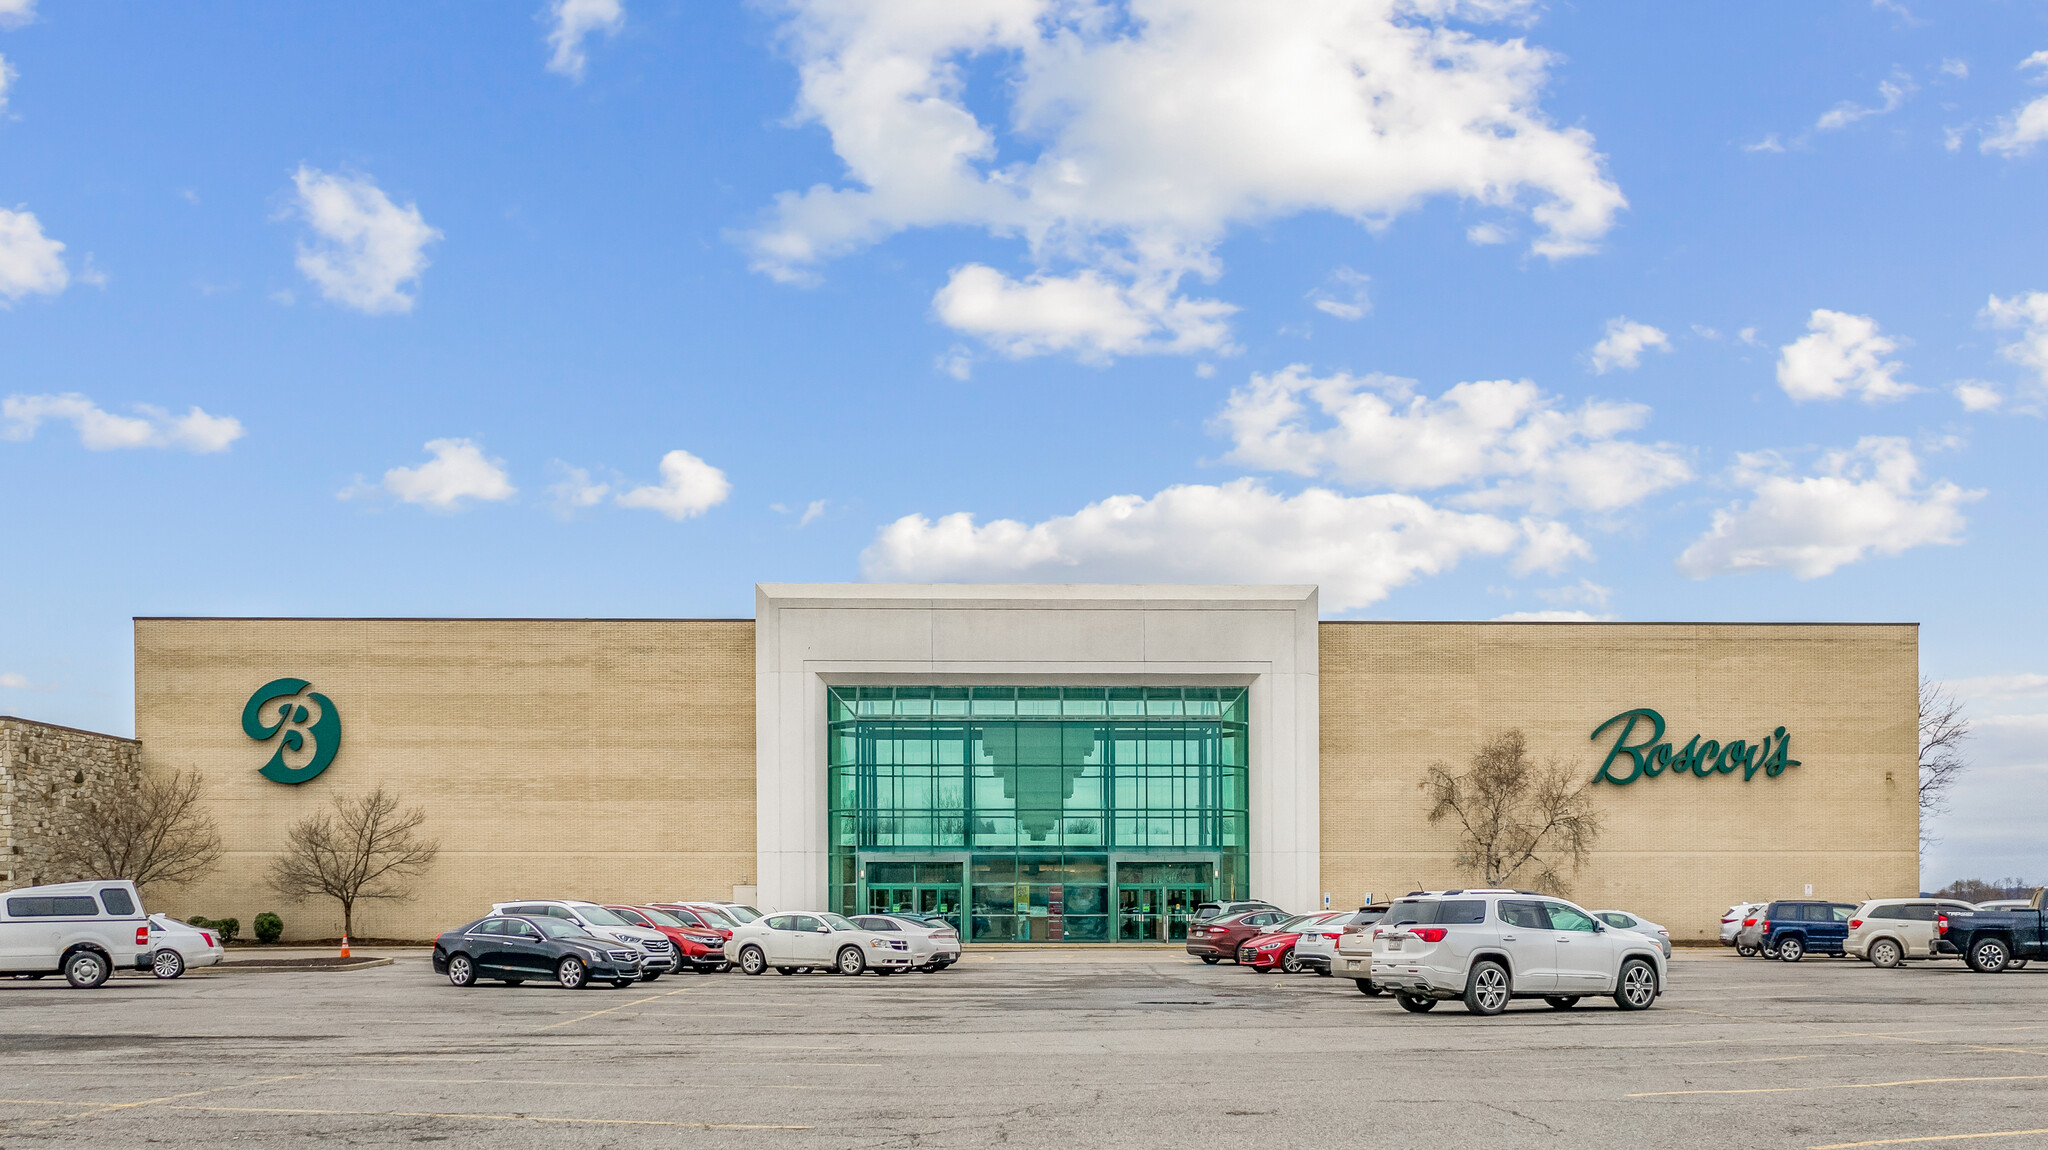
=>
[241,678,341,785]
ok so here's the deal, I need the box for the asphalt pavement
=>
[3,948,2045,1148]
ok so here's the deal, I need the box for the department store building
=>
[132,584,1920,942]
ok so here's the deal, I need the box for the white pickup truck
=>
[1,879,152,987]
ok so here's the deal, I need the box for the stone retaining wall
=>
[0,716,142,888]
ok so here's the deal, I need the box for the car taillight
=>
[1413,927,1448,943]
[1743,918,1757,927]
[1936,914,1949,935]
[136,926,150,945]
[1372,927,1384,938]
[1322,932,1342,941]
[200,932,215,947]
[1849,919,1862,929]
[1759,920,1770,932]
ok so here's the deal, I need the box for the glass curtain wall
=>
[827,685,1249,943]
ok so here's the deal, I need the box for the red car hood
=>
[1243,931,1304,947]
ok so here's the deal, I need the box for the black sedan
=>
[433,915,643,989]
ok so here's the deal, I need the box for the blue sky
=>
[3,1,2045,885]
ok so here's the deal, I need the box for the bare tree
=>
[1919,678,1971,823]
[1423,729,1603,893]
[50,769,224,897]
[265,786,439,940]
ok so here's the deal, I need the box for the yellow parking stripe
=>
[1811,1128,2048,1149]
[533,983,702,1031]
[164,1104,809,1130]
[1630,1074,2048,1097]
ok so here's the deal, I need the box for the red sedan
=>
[1186,908,1293,964]
[607,905,730,972]
[1238,913,1345,974]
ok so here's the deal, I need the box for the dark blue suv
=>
[1760,900,1857,961]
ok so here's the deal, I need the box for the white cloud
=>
[799,498,828,527]
[1981,54,2048,156]
[1743,134,1786,154]
[381,438,515,509]
[1983,291,2048,391]
[0,205,69,303]
[1215,366,1691,513]
[1940,58,1969,80]
[936,345,974,381]
[751,1,1625,359]
[0,672,26,689]
[1465,222,1512,245]
[1676,437,1982,579]
[0,52,15,114]
[861,477,1572,613]
[1492,609,1611,622]
[1775,309,1915,402]
[0,0,32,30]
[1949,672,2048,701]
[289,166,442,314]
[1588,317,1670,374]
[1953,381,2004,413]
[544,0,623,82]
[615,449,730,520]
[931,264,1233,361]
[1738,326,1760,346]
[1816,72,1915,131]
[545,463,610,515]
[1307,267,1371,321]
[1,393,244,452]
[1537,577,1613,611]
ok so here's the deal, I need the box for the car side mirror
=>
[816,926,832,934]
[1592,922,1606,932]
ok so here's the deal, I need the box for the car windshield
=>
[1274,915,1316,931]
[722,905,763,924]
[577,906,630,926]
[534,919,589,939]
[1387,899,1487,925]
[690,906,736,927]
[820,913,857,930]
[639,907,687,928]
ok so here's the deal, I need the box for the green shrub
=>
[253,912,283,944]
[204,916,240,945]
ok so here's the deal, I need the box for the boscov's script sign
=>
[241,677,341,785]
[1589,708,1800,787]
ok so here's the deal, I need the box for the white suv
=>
[1,879,151,987]
[492,901,676,978]
[1365,890,1667,1015]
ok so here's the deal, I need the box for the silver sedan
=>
[1592,909,1671,957]
[850,914,962,970]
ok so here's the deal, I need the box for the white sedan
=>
[1592,909,1672,958]
[728,911,915,976]
[850,913,961,970]
[147,915,225,978]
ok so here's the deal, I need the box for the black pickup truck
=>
[1935,890,2047,972]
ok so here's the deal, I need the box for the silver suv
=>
[1367,890,1667,1015]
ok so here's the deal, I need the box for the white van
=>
[1,879,151,987]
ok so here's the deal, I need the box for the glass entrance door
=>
[1115,861,1212,941]
[1115,884,1207,940]
[863,861,964,933]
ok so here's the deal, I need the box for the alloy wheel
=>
[446,954,474,987]
[1616,961,1656,1009]
[557,956,587,989]
[152,949,185,979]
[1972,938,2011,973]
[1467,963,1509,1015]
[1778,937,1804,962]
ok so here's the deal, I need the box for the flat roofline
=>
[0,716,139,743]
[1319,620,1918,626]
[131,617,1915,626]
[133,616,754,623]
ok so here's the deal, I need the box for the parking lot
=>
[2,950,2045,1149]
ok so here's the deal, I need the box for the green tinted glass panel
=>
[827,686,1250,939]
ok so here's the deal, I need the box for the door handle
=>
[1501,935,1517,941]
[1557,937,1571,943]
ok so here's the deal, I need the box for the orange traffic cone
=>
[340,935,351,958]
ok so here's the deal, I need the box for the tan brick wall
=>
[135,619,755,941]
[1317,623,1920,940]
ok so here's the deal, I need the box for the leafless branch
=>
[1422,729,1602,894]
[265,786,439,938]
[49,769,223,897]
[1920,678,1972,834]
